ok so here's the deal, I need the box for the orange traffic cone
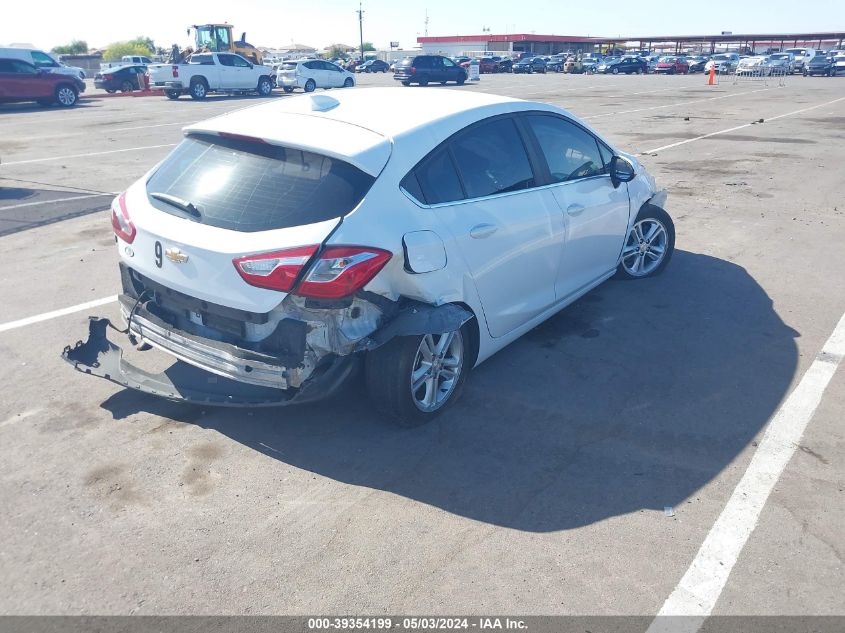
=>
[707,64,716,85]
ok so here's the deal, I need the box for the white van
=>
[0,47,87,79]
[783,48,817,73]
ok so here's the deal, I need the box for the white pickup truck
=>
[148,52,274,100]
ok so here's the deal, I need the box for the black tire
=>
[418,78,429,86]
[456,76,466,85]
[401,80,411,86]
[365,322,472,427]
[120,80,134,93]
[283,86,294,93]
[106,89,117,94]
[612,67,619,74]
[165,89,180,100]
[343,77,354,87]
[54,84,78,107]
[257,76,273,96]
[615,204,675,280]
[304,79,316,92]
[189,78,208,100]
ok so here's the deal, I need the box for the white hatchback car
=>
[275,59,355,93]
[64,88,673,425]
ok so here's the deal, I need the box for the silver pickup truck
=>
[148,52,274,100]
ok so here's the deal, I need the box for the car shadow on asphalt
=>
[102,250,799,532]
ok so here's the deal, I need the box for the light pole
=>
[357,2,365,61]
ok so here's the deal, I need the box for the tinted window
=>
[413,149,464,205]
[31,51,57,67]
[451,118,535,198]
[217,54,235,67]
[304,61,320,70]
[0,59,37,74]
[232,55,251,67]
[145,134,375,233]
[414,56,432,68]
[190,54,214,65]
[527,115,605,182]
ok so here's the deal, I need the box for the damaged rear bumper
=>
[61,317,358,407]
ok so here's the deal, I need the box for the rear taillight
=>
[111,192,136,243]
[172,65,179,78]
[233,245,319,292]
[104,73,114,80]
[233,245,391,299]
[409,66,416,74]
[297,246,392,299]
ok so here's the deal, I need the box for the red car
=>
[0,58,85,106]
[654,56,690,74]
[459,57,497,73]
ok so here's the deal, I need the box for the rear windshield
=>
[145,134,375,233]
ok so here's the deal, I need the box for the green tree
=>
[127,36,155,54]
[52,39,88,55]
[327,45,349,59]
[362,42,376,52]
[103,42,154,61]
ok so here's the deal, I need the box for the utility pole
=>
[357,2,365,61]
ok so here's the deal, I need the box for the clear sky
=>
[3,0,844,53]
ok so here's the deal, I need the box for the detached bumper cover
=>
[61,318,357,407]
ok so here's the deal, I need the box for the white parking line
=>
[0,193,114,211]
[646,310,845,633]
[2,144,177,166]
[0,296,117,334]
[643,96,845,153]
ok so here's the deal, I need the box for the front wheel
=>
[55,84,78,107]
[304,79,316,92]
[366,326,470,427]
[343,77,354,87]
[257,77,273,96]
[616,205,675,279]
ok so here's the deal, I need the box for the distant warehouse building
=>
[418,32,845,57]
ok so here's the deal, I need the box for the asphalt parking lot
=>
[1,72,843,618]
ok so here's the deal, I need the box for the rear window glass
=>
[145,134,375,232]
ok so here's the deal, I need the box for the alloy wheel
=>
[410,331,464,412]
[57,87,76,106]
[621,218,669,277]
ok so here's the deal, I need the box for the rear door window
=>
[450,117,536,198]
[145,134,375,232]
[408,149,465,205]
[189,54,214,65]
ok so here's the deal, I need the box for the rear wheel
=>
[189,79,208,100]
[257,76,273,96]
[401,80,411,86]
[418,78,429,86]
[55,84,78,107]
[120,80,134,93]
[304,79,316,92]
[106,89,117,94]
[615,205,675,279]
[612,67,619,74]
[165,89,180,100]
[366,325,471,427]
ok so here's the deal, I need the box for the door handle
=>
[566,203,586,216]
[470,223,498,239]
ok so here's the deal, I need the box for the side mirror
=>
[610,155,636,188]
[249,63,254,69]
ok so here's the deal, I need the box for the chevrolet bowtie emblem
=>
[165,247,189,264]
